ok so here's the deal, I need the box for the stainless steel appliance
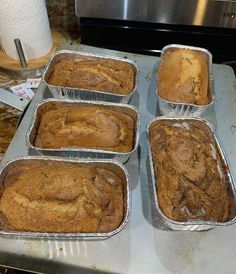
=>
[76,0,236,63]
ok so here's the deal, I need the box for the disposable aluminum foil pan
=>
[26,99,140,163]
[42,50,138,103]
[146,116,236,231]
[156,44,214,117]
[0,156,130,239]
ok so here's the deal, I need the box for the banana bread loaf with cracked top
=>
[157,48,209,105]
[0,160,125,233]
[149,120,230,222]
[34,103,135,152]
[47,56,136,95]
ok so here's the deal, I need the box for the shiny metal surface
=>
[1,45,236,273]
[14,39,28,68]
[26,99,140,163]
[147,117,236,231]
[0,156,130,239]
[75,0,236,28]
[0,67,44,80]
[156,44,214,117]
[0,88,29,112]
[43,50,138,103]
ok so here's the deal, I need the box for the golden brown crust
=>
[0,160,125,233]
[34,104,135,152]
[150,120,230,222]
[158,48,209,105]
[47,57,136,95]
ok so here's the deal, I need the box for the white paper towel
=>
[0,0,52,61]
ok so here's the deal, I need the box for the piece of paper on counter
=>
[26,78,41,89]
[10,83,34,100]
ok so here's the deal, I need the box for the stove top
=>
[76,0,236,67]
[76,0,236,29]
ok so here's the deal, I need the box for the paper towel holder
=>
[14,38,28,68]
[0,31,65,79]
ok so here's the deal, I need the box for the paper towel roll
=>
[0,0,52,61]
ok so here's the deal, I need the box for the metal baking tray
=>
[147,116,236,231]
[1,45,236,273]
[42,50,138,103]
[26,99,140,163]
[156,44,214,117]
[0,156,130,239]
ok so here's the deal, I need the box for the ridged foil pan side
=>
[146,116,236,231]
[26,99,140,164]
[156,44,214,117]
[0,156,131,239]
[42,50,138,104]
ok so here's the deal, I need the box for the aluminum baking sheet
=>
[42,50,138,103]
[0,156,130,240]
[26,99,139,163]
[156,44,214,117]
[147,116,236,231]
[0,45,236,274]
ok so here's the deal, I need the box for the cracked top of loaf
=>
[34,103,135,153]
[47,57,136,95]
[157,48,209,105]
[0,160,125,233]
[149,120,231,222]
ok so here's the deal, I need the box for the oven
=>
[75,0,236,67]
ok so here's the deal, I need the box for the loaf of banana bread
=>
[157,48,209,105]
[47,56,136,95]
[0,160,125,233]
[149,119,230,222]
[34,103,135,153]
